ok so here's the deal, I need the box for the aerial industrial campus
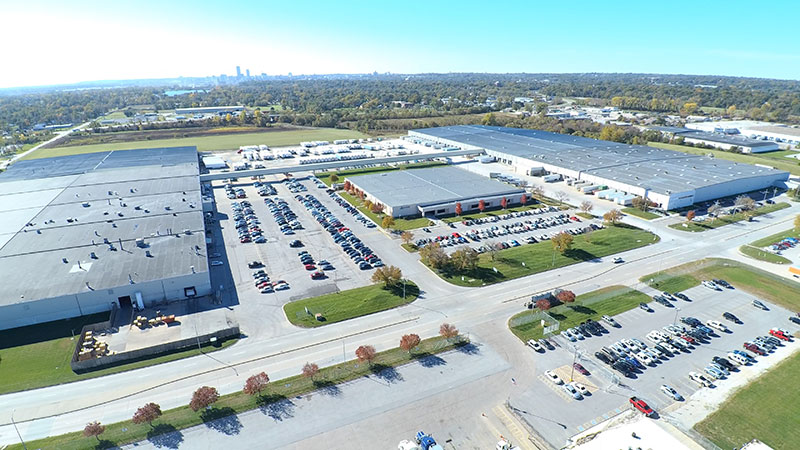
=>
[2,3,800,449]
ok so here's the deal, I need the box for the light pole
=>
[12,410,27,450]
[762,189,769,203]
[569,346,579,381]
[673,307,681,326]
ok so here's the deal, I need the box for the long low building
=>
[346,166,525,217]
[648,126,779,153]
[409,125,790,210]
[0,147,211,330]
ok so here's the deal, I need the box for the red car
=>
[310,271,325,279]
[769,329,791,341]
[743,342,766,356]
[679,334,696,345]
[573,363,589,376]
[304,264,316,271]
[629,397,654,416]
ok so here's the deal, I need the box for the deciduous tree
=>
[401,231,414,245]
[355,345,377,366]
[631,196,648,211]
[439,323,459,339]
[190,386,219,412]
[535,299,552,311]
[734,195,755,212]
[243,372,270,397]
[520,194,528,206]
[529,186,544,199]
[685,210,696,223]
[371,203,383,214]
[343,180,351,191]
[329,174,339,183]
[132,402,162,428]
[302,362,320,380]
[478,200,486,212]
[579,201,593,214]
[399,334,421,354]
[500,197,508,209]
[551,231,573,254]
[371,265,403,287]
[420,243,450,269]
[555,191,568,204]
[795,214,800,230]
[381,215,395,229]
[455,202,462,216]
[603,209,623,225]
[556,290,576,303]
[450,247,479,271]
[83,421,105,441]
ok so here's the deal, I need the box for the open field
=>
[440,203,545,223]
[23,127,367,159]
[641,258,800,311]
[0,314,236,395]
[339,191,433,231]
[316,161,447,186]
[8,335,468,450]
[508,286,651,342]
[739,245,791,264]
[695,353,800,450]
[283,282,419,327]
[669,202,789,232]
[431,224,659,287]
[648,141,800,175]
[621,207,660,220]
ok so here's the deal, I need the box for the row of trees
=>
[82,324,462,442]
[535,290,576,311]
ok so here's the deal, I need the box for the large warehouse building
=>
[409,126,790,210]
[0,147,211,330]
[346,166,525,217]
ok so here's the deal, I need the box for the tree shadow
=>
[387,283,420,297]
[313,379,342,396]
[568,305,597,315]
[563,248,596,261]
[257,394,296,422]
[454,342,480,355]
[201,407,243,436]
[550,312,567,321]
[369,363,404,384]
[147,423,184,449]
[94,439,115,450]
[414,352,447,368]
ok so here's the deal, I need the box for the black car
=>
[247,261,262,268]
[790,316,800,325]
[680,316,702,327]
[289,240,303,248]
[712,356,737,371]
[723,312,741,323]
[595,352,613,365]
[714,279,733,289]
[654,344,673,356]
[654,296,673,307]
[673,292,690,301]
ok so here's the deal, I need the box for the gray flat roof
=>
[0,147,207,306]
[347,166,524,209]
[664,129,778,148]
[412,126,789,195]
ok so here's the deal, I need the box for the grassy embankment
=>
[283,282,419,327]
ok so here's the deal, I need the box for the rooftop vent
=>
[90,252,97,259]
[62,257,68,264]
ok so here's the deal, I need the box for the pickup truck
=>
[629,396,654,416]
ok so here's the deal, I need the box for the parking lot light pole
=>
[12,410,27,450]
[673,307,681,326]
[569,346,578,382]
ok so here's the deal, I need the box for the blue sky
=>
[3,0,799,87]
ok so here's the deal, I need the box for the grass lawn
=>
[0,314,237,395]
[440,204,545,223]
[509,286,651,342]
[283,282,419,327]
[9,334,468,450]
[739,245,792,264]
[669,203,790,232]
[641,258,800,311]
[23,128,367,159]
[576,212,595,220]
[695,353,800,450]
[648,141,800,176]
[316,161,447,186]
[431,224,660,287]
[339,191,433,231]
[622,207,661,220]
[749,228,800,248]
[639,273,700,293]
[401,243,419,252]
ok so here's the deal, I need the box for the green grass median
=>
[7,334,468,450]
[739,245,791,264]
[509,286,651,342]
[669,203,790,232]
[283,282,419,327]
[621,207,660,220]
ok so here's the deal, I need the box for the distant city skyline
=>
[3,0,800,88]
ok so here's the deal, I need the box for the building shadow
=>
[147,423,184,449]
[201,407,243,435]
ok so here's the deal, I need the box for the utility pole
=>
[12,410,27,450]
[569,345,579,381]
[762,189,769,203]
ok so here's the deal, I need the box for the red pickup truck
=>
[629,397,654,416]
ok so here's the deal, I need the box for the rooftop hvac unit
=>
[90,252,97,259]
[145,250,152,257]
[184,229,191,235]
[62,257,68,264]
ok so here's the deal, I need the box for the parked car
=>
[545,370,562,385]
[572,382,590,396]
[639,302,653,312]
[752,299,768,310]
[689,371,714,388]
[722,312,741,324]
[527,339,544,352]
[573,363,589,376]
[601,315,619,327]
[660,384,682,401]
[563,383,582,400]
[629,397,654,416]
[706,320,729,333]
[702,280,721,291]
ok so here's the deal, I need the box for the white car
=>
[210,260,224,266]
[702,280,721,291]
[689,371,715,387]
[569,328,585,340]
[527,339,544,352]
[630,338,647,351]
[601,315,619,327]
[660,384,682,401]
[572,382,590,396]
[706,320,729,333]
[545,370,563,385]
[634,351,655,366]
[560,330,576,342]
[644,347,663,360]
[727,353,749,365]
[563,383,582,400]
[704,366,725,380]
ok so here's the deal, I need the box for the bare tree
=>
[734,195,756,212]
[83,421,105,441]
[189,386,219,412]
[243,372,270,397]
[132,402,162,428]
[439,323,459,339]
[399,334,421,354]
[355,345,377,366]
[529,185,544,199]
[302,362,320,380]
[579,201,593,214]
[707,202,721,217]
[554,191,568,205]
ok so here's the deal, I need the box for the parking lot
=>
[510,283,798,448]
[209,176,387,308]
